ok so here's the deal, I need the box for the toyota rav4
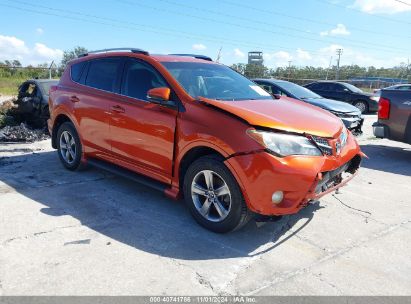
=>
[48,48,363,233]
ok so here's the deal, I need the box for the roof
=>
[253,78,288,84]
[306,81,352,86]
[70,51,216,65]
[151,54,215,63]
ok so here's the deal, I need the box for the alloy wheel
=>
[191,170,232,222]
[59,130,77,165]
[354,101,367,113]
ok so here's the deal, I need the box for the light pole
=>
[336,49,343,80]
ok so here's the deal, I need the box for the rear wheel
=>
[183,155,251,233]
[353,100,368,114]
[57,122,82,170]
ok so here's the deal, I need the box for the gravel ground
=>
[0,115,410,295]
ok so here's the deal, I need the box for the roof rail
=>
[78,48,149,57]
[169,54,213,61]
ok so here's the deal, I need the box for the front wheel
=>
[353,100,368,114]
[183,155,251,233]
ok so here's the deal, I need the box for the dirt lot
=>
[0,115,410,295]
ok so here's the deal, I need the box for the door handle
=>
[70,95,80,103]
[111,105,125,113]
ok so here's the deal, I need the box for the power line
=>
[156,0,411,40]
[0,0,408,64]
[0,2,325,57]
[314,0,411,26]
[393,0,411,7]
[218,0,411,38]
[118,0,411,54]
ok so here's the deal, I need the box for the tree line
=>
[0,46,88,80]
[231,62,411,82]
[1,46,409,83]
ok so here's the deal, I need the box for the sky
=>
[0,0,410,68]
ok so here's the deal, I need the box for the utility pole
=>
[48,61,55,79]
[335,48,343,80]
[216,47,222,63]
[288,60,292,80]
[326,56,333,80]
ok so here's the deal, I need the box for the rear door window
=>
[331,83,345,92]
[309,83,325,91]
[85,58,123,92]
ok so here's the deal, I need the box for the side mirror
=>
[273,94,281,99]
[147,87,171,104]
[343,88,349,92]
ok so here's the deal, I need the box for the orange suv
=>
[48,48,362,233]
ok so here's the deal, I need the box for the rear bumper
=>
[372,122,388,138]
[225,133,362,216]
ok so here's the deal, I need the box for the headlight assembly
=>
[247,130,322,157]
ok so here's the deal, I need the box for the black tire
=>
[56,122,83,170]
[353,100,369,114]
[183,155,251,233]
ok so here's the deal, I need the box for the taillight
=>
[378,97,390,120]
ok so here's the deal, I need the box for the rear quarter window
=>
[70,61,86,83]
[85,58,122,92]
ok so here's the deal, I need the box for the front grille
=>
[313,128,348,156]
[339,113,361,119]
[315,155,361,194]
[312,136,333,155]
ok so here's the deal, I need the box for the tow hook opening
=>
[254,214,282,223]
[316,155,362,194]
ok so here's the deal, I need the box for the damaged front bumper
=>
[341,115,364,135]
[224,132,362,216]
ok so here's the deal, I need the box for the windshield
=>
[276,81,322,99]
[39,81,58,95]
[343,83,363,93]
[162,62,273,101]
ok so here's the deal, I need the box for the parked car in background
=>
[48,48,362,233]
[15,79,58,127]
[373,89,411,144]
[372,84,411,101]
[253,79,363,134]
[304,81,378,114]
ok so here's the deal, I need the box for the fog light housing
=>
[272,191,284,204]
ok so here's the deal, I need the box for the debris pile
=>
[0,97,49,142]
[0,123,49,142]
[0,98,17,128]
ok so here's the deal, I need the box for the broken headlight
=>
[247,130,322,157]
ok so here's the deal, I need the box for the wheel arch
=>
[51,114,74,149]
[178,146,227,189]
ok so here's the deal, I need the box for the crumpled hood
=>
[302,97,361,114]
[200,96,343,138]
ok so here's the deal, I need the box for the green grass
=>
[0,77,25,96]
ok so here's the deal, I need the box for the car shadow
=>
[0,149,323,261]
[360,143,411,177]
